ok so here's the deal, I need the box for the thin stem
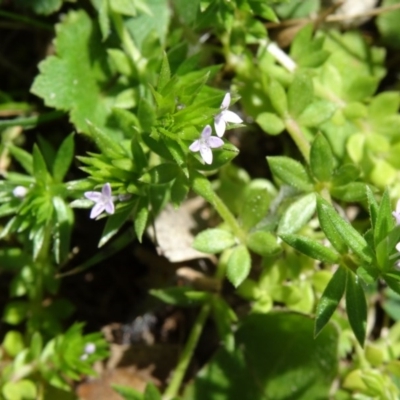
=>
[0,10,53,31]
[0,111,65,129]
[163,303,211,399]
[191,170,246,242]
[284,117,310,162]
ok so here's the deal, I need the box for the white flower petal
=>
[201,125,212,139]
[90,203,105,219]
[104,200,115,215]
[84,191,102,202]
[396,242,400,252]
[200,145,213,164]
[222,110,243,124]
[214,115,226,137]
[102,182,112,198]
[221,93,231,109]
[189,140,201,152]
[207,136,224,149]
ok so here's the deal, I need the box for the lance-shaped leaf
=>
[157,52,171,92]
[366,186,379,230]
[280,234,340,264]
[267,156,313,192]
[53,133,74,183]
[315,267,346,337]
[288,71,313,118]
[346,270,367,347]
[226,245,251,288]
[33,145,49,184]
[193,229,236,254]
[317,197,373,262]
[278,192,316,235]
[310,133,334,182]
[374,188,394,247]
[268,79,288,117]
[134,196,149,242]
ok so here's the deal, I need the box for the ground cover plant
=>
[3,0,400,399]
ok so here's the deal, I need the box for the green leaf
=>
[346,271,367,347]
[310,134,335,182]
[268,80,288,117]
[240,183,271,231]
[315,267,346,337]
[8,145,33,175]
[173,0,200,24]
[280,234,340,264]
[170,173,189,207]
[246,231,281,257]
[193,229,236,254]
[226,245,251,288]
[126,0,170,50]
[290,24,313,59]
[3,301,28,325]
[33,144,49,183]
[288,71,313,118]
[31,10,121,139]
[140,164,180,185]
[2,380,37,400]
[53,133,74,182]
[267,156,313,192]
[256,112,285,135]
[377,0,400,49]
[374,188,394,247]
[317,197,372,262]
[3,331,24,357]
[112,385,143,400]
[144,383,162,400]
[298,100,336,128]
[330,183,368,203]
[366,186,379,229]
[86,121,125,158]
[158,52,171,91]
[184,313,338,400]
[278,193,316,235]
[99,206,133,247]
[150,287,211,307]
[332,164,360,186]
[134,196,149,242]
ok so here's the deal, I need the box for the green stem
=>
[0,10,53,31]
[284,117,310,163]
[0,111,65,129]
[191,170,246,242]
[163,303,211,399]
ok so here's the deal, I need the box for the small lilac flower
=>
[80,342,96,361]
[84,183,115,219]
[189,125,224,165]
[393,200,400,225]
[84,342,96,354]
[214,93,243,137]
[13,186,28,199]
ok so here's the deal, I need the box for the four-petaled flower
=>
[393,199,400,225]
[189,125,224,165]
[214,92,243,137]
[84,183,115,219]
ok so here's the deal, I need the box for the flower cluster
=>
[189,93,242,165]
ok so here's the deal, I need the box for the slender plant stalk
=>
[163,302,211,399]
